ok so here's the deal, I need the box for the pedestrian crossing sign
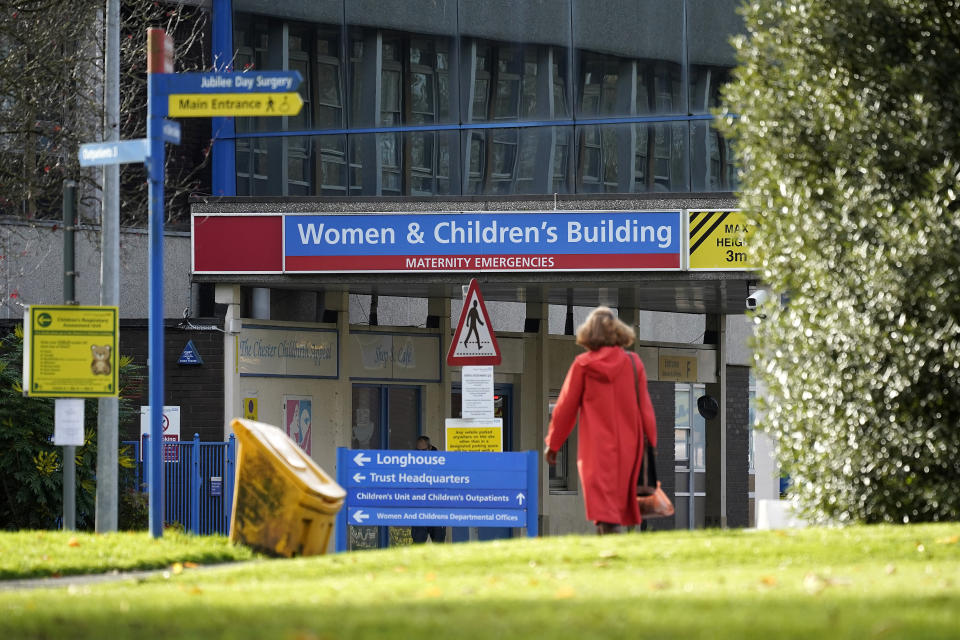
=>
[447,279,501,366]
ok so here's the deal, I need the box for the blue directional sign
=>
[335,448,538,551]
[150,71,302,95]
[78,139,148,167]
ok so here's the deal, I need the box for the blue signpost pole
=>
[146,73,166,538]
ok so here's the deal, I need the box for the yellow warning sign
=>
[23,305,118,397]
[688,210,755,270]
[169,92,303,117]
[243,397,258,420]
[445,418,503,452]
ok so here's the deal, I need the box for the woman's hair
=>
[575,306,635,350]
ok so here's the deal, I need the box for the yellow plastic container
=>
[229,418,345,557]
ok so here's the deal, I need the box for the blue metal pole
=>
[225,434,236,535]
[147,74,166,538]
[335,447,346,552]
[210,0,235,196]
[526,450,539,538]
[190,433,201,534]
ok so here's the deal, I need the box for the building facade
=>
[190,0,753,546]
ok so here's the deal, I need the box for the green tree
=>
[721,0,960,523]
[0,325,142,530]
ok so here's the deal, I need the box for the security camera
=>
[746,289,770,311]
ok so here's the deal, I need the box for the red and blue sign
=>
[192,211,682,274]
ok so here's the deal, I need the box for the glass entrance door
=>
[349,384,421,549]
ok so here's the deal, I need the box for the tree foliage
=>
[721,0,960,523]
[0,0,210,226]
[0,326,143,530]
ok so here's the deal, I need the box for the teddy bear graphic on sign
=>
[90,345,111,376]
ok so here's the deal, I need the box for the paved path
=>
[0,562,248,591]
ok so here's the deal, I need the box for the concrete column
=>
[217,284,242,439]
[704,313,727,527]
[429,296,453,426]
[323,291,352,450]
[251,287,270,320]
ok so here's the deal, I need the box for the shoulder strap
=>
[626,349,644,447]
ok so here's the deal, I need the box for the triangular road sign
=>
[448,279,501,366]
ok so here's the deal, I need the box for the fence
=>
[123,434,236,535]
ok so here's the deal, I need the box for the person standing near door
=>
[544,306,657,534]
[411,436,447,544]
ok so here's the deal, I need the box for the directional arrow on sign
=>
[352,472,366,483]
[516,492,525,506]
[353,452,371,466]
[352,510,368,524]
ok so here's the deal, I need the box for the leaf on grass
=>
[598,549,620,559]
[67,537,79,547]
[422,586,442,598]
[760,575,777,586]
[172,562,184,575]
[884,564,896,575]
[554,585,576,599]
[649,580,671,591]
[183,562,199,569]
[424,571,436,582]
[935,535,959,545]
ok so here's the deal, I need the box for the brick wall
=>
[726,365,750,528]
[118,319,225,443]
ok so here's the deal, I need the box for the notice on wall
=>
[445,418,503,452]
[283,396,312,455]
[659,355,698,382]
[461,365,494,419]
[140,405,181,462]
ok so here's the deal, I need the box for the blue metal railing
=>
[123,434,236,535]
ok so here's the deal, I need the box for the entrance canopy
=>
[190,195,753,315]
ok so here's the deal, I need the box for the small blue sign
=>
[152,71,303,95]
[209,476,222,497]
[178,340,203,365]
[78,139,148,167]
[161,119,181,144]
[348,488,528,509]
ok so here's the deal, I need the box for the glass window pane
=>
[675,427,689,462]
[691,122,738,192]
[352,386,381,449]
[388,387,420,450]
[463,126,571,196]
[675,388,690,426]
[574,0,683,116]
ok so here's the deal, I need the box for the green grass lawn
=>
[1,523,958,639]
[0,530,255,579]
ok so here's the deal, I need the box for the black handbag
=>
[627,350,658,496]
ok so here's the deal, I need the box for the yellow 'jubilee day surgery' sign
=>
[23,305,118,397]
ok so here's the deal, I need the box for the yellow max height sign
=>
[23,305,118,397]
[688,210,755,270]
[169,92,303,117]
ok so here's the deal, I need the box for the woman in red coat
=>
[544,307,657,534]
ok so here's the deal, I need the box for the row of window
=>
[236,121,737,196]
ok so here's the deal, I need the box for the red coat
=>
[546,346,657,526]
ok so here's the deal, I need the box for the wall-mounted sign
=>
[23,305,118,397]
[243,397,258,420]
[348,332,439,381]
[283,396,312,455]
[659,355,698,382]
[688,210,754,270]
[445,418,503,452]
[238,325,337,378]
[178,339,203,365]
[191,211,682,274]
[139,405,181,462]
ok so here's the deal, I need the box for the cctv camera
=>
[746,289,770,310]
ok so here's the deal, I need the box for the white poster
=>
[461,365,494,419]
[54,398,85,446]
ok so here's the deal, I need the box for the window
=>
[548,398,572,492]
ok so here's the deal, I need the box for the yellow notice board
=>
[169,92,303,117]
[659,354,698,382]
[23,305,118,397]
[688,210,755,270]
[445,418,503,452]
